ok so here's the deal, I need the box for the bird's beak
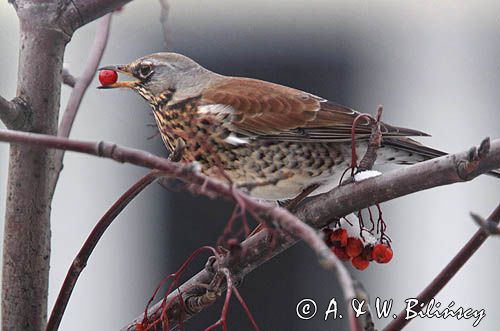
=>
[97,65,140,89]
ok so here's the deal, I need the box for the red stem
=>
[45,170,163,331]
[383,203,500,331]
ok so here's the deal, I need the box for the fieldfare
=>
[99,53,500,200]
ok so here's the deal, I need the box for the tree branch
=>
[58,13,112,138]
[158,0,171,49]
[0,129,497,329]
[383,202,500,331]
[0,95,29,130]
[46,170,164,331]
[61,68,76,88]
[471,212,500,235]
[49,13,112,199]
[63,0,133,31]
[294,137,500,229]
[0,129,335,257]
[123,138,500,330]
[3,1,129,330]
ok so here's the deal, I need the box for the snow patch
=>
[354,170,381,182]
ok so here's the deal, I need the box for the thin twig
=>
[59,13,112,138]
[45,170,164,331]
[358,106,383,171]
[352,281,376,331]
[0,95,28,130]
[49,13,112,198]
[471,212,500,235]
[65,0,132,29]
[158,0,171,49]
[342,114,382,331]
[383,203,500,331]
[62,68,76,88]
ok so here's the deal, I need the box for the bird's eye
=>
[138,63,153,78]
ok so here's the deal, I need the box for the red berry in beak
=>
[99,69,118,86]
[330,229,348,247]
[351,256,370,270]
[372,244,393,263]
[346,237,363,258]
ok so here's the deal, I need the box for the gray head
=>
[99,52,218,103]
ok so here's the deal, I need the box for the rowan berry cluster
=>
[323,225,393,270]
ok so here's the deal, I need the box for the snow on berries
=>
[323,213,393,271]
[98,69,118,86]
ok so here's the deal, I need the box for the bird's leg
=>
[282,183,320,212]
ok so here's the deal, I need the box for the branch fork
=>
[457,137,491,180]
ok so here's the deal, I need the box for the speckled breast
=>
[151,97,347,200]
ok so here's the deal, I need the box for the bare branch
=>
[352,281,376,331]
[46,170,163,331]
[122,138,500,330]
[59,13,112,138]
[0,128,338,264]
[294,137,500,229]
[64,0,133,30]
[0,130,499,231]
[49,13,112,199]
[383,203,500,331]
[0,96,29,130]
[0,129,496,329]
[471,212,500,235]
[61,68,76,88]
[158,0,171,49]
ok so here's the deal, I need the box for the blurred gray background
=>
[1,1,499,330]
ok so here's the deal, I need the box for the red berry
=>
[346,237,363,258]
[99,70,118,86]
[330,229,348,247]
[332,246,350,261]
[351,256,370,270]
[372,244,393,264]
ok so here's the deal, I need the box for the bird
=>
[99,52,500,201]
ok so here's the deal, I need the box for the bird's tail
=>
[382,137,500,179]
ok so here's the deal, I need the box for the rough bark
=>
[2,3,68,329]
[2,1,132,330]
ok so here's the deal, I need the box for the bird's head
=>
[99,52,216,104]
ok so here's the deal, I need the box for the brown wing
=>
[201,77,429,142]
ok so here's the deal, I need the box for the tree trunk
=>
[2,3,68,329]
